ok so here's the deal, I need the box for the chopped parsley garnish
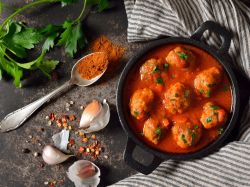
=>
[191,132,196,145]
[155,127,162,136]
[156,77,164,84]
[207,90,212,97]
[133,111,140,117]
[207,83,216,87]
[206,116,213,123]
[184,90,190,98]
[153,65,160,73]
[177,52,188,60]
[174,93,179,97]
[218,128,224,135]
[211,105,220,110]
[194,125,199,129]
[181,134,187,144]
[163,63,169,70]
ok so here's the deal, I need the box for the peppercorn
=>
[22,148,30,153]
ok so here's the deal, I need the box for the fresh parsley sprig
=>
[0,0,109,87]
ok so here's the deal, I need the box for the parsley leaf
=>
[58,21,86,57]
[163,63,169,70]
[0,52,23,87]
[210,105,220,110]
[40,24,62,51]
[177,52,188,60]
[87,0,109,12]
[155,127,162,136]
[38,59,60,78]
[156,77,164,85]
[153,65,160,73]
[206,116,213,123]
[181,134,187,144]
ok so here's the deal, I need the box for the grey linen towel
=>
[112,0,250,186]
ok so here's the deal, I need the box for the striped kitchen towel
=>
[112,0,250,186]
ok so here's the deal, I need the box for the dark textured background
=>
[0,0,250,187]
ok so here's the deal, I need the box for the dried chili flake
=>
[78,146,85,153]
[69,115,76,121]
[69,139,75,146]
[49,113,56,121]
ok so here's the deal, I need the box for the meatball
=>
[143,117,170,144]
[130,88,154,120]
[143,118,161,144]
[194,67,222,98]
[163,82,191,114]
[140,58,165,83]
[166,46,195,68]
[200,102,227,129]
[172,118,202,149]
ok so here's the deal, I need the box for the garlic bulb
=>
[42,145,73,165]
[79,99,110,133]
[67,160,100,187]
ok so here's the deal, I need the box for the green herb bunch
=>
[0,0,109,87]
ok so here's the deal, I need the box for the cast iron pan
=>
[116,21,242,174]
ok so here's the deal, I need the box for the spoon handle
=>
[0,81,73,132]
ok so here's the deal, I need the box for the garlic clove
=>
[42,145,73,165]
[80,99,110,133]
[80,100,102,129]
[67,160,100,187]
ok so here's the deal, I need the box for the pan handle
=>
[124,137,162,175]
[190,21,232,54]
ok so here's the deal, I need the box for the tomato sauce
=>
[123,44,232,154]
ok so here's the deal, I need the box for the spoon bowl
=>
[0,52,108,132]
[70,52,108,87]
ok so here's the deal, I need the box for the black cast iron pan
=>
[116,21,241,174]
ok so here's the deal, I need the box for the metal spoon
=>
[0,52,108,132]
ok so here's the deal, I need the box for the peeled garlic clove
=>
[42,145,73,165]
[80,100,102,129]
[67,160,100,187]
[80,99,110,133]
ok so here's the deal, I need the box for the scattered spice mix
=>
[90,35,125,74]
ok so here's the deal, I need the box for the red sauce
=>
[123,44,232,154]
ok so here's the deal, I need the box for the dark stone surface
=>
[1,0,250,187]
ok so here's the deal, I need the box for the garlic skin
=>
[67,160,100,187]
[79,99,110,133]
[42,145,73,165]
[52,129,70,152]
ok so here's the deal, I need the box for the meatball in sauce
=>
[129,88,154,120]
[172,118,202,149]
[194,67,222,98]
[166,46,195,68]
[200,102,228,129]
[163,82,191,114]
[143,117,170,144]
